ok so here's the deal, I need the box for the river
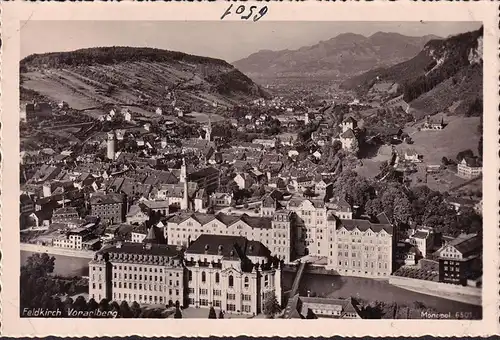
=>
[21,251,90,277]
[20,251,481,319]
[282,271,482,318]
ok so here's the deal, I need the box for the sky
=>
[21,21,481,63]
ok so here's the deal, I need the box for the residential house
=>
[436,233,482,285]
[404,149,422,163]
[285,294,361,319]
[90,192,126,224]
[210,192,233,207]
[422,115,445,131]
[126,204,150,225]
[234,173,255,190]
[457,157,482,179]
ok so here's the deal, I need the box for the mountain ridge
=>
[232,32,441,79]
[20,46,269,112]
[341,27,483,118]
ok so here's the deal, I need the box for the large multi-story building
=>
[286,198,328,256]
[166,211,296,263]
[90,192,126,224]
[52,223,100,250]
[436,233,482,285]
[89,241,186,306]
[52,206,80,223]
[184,234,282,316]
[326,215,394,278]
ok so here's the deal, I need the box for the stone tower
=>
[107,131,116,160]
[204,114,212,142]
[180,158,189,210]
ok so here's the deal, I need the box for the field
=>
[396,115,480,165]
[23,72,101,110]
[355,145,392,178]
[184,112,226,124]
[21,54,264,116]
[354,115,481,192]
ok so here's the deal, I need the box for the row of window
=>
[112,292,180,304]
[338,260,389,269]
[112,281,180,291]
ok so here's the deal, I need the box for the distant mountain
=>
[232,32,440,79]
[20,46,268,111]
[342,27,483,118]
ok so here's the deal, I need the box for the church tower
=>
[180,158,187,183]
[107,131,116,160]
[180,158,189,210]
[204,114,212,142]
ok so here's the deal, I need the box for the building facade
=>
[166,212,296,263]
[436,234,482,285]
[89,241,186,306]
[184,234,282,316]
[457,158,482,179]
[90,192,126,224]
[325,216,394,278]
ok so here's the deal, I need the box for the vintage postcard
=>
[1,1,498,337]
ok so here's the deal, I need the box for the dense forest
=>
[340,27,483,115]
[20,46,230,70]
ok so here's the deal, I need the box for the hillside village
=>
[20,27,483,320]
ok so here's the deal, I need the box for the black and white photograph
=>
[18,20,483,320]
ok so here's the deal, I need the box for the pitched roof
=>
[185,234,271,259]
[143,226,166,244]
[340,128,356,139]
[90,192,124,205]
[447,234,481,256]
[412,231,429,239]
[343,116,357,124]
[168,212,273,230]
[100,242,181,257]
[337,218,393,235]
[286,294,360,319]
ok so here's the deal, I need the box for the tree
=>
[120,301,133,318]
[131,301,141,318]
[393,195,412,224]
[73,295,88,312]
[88,298,99,311]
[218,310,224,319]
[110,301,121,317]
[174,306,182,319]
[350,137,359,155]
[262,292,281,319]
[456,149,474,162]
[64,297,74,312]
[208,306,217,319]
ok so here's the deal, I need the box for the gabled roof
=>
[445,234,481,256]
[90,192,124,205]
[185,234,271,259]
[337,218,393,235]
[340,128,356,139]
[343,116,357,124]
[143,226,166,244]
[53,206,79,216]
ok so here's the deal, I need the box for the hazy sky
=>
[21,21,481,63]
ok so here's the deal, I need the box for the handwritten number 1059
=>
[221,4,268,22]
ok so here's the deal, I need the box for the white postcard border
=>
[1,1,498,337]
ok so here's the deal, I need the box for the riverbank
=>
[388,276,481,306]
[20,243,95,259]
[282,271,481,318]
